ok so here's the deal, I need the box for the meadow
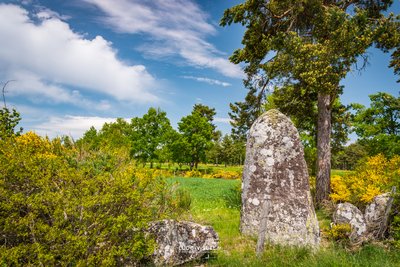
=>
[168,176,400,267]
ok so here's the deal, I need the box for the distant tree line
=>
[76,104,246,170]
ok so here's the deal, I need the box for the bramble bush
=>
[0,132,182,266]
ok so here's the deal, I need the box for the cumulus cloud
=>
[6,71,110,110]
[34,115,127,138]
[83,0,244,78]
[0,4,158,104]
[182,76,231,87]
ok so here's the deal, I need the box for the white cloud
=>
[34,115,128,139]
[182,76,231,87]
[83,0,244,78]
[214,117,231,124]
[36,6,71,20]
[6,71,110,110]
[0,4,158,104]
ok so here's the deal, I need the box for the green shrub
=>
[0,132,177,266]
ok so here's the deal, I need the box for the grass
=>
[168,176,400,267]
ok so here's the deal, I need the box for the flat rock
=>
[148,220,218,266]
[333,202,367,243]
[240,109,320,247]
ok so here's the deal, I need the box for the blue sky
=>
[0,0,399,139]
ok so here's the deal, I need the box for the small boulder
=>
[333,203,367,243]
[365,193,390,238]
[148,220,218,266]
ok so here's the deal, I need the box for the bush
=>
[203,170,241,180]
[329,154,400,246]
[0,132,178,265]
[183,170,203,178]
[330,154,400,205]
[326,223,352,242]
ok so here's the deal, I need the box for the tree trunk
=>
[316,92,332,207]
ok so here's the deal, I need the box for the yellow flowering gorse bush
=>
[330,154,400,205]
[0,132,184,266]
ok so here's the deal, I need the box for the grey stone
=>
[333,202,367,243]
[148,220,218,266]
[365,193,390,238]
[240,109,320,247]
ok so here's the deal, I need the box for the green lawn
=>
[168,177,400,267]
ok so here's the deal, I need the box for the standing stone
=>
[241,109,320,247]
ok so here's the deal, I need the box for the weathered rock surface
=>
[333,202,367,243]
[148,220,218,266]
[240,109,320,247]
[365,193,391,238]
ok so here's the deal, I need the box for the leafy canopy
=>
[351,92,400,157]
[221,0,399,95]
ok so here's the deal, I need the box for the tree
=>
[99,118,131,149]
[193,104,216,125]
[206,132,223,165]
[351,92,400,158]
[229,85,264,141]
[193,103,222,141]
[77,126,100,151]
[332,142,368,170]
[178,107,214,169]
[221,0,400,205]
[265,85,352,175]
[130,108,173,168]
[0,107,23,138]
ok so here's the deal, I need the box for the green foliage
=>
[192,103,216,128]
[206,133,245,166]
[0,107,23,138]
[177,107,214,169]
[332,143,368,170]
[0,132,179,265]
[131,108,174,167]
[221,0,399,94]
[229,85,264,141]
[351,92,400,158]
